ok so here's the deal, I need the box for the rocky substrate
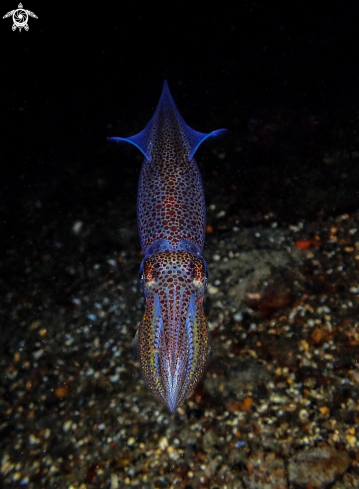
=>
[1,107,359,488]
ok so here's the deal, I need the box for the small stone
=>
[207,285,219,295]
[204,456,221,478]
[63,420,72,432]
[29,320,41,330]
[346,434,356,447]
[29,434,40,445]
[32,349,44,360]
[299,409,309,421]
[311,326,327,345]
[110,473,119,489]
[54,385,69,398]
[72,221,83,234]
[159,436,168,450]
[319,406,330,418]
[127,437,135,446]
[241,397,254,410]
[226,400,242,413]
[299,339,310,351]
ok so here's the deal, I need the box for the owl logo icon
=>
[3,3,38,31]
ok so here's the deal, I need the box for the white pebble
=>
[159,436,169,450]
[110,474,119,489]
[32,349,44,360]
[233,312,243,322]
[72,221,83,234]
[63,420,72,432]
[207,285,219,295]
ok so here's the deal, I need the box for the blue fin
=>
[108,126,152,161]
[108,80,227,161]
[185,127,228,160]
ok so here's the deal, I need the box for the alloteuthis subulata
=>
[109,81,226,412]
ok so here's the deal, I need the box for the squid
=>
[109,81,225,412]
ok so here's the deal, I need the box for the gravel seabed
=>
[1,107,359,488]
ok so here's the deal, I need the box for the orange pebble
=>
[54,385,69,398]
[241,397,254,410]
[295,240,322,249]
[319,406,330,417]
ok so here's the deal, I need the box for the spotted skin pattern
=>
[109,81,225,412]
[136,91,206,253]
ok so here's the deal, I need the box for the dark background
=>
[1,1,359,219]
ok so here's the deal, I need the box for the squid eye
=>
[143,261,157,286]
[194,269,205,288]
[193,258,209,288]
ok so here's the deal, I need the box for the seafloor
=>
[1,106,359,488]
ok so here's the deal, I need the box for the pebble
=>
[63,421,72,432]
[207,284,219,295]
[72,221,83,234]
[233,312,243,321]
[110,474,119,489]
[32,349,44,360]
[158,437,168,450]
